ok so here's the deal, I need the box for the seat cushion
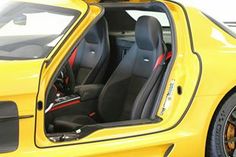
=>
[54,115,96,132]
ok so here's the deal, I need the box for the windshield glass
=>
[0,1,80,60]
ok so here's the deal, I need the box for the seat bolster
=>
[131,65,164,120]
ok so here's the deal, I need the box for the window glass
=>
[0,1,80,59]
[126,10,170,27]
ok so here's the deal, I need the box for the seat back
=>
[71,18,110,85]
[98,16,165,122]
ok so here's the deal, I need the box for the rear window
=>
[104,9,171,44]
[126,10,170,27]
[0,1,80,60]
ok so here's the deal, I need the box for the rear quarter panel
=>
[187,8,236,97]
[183,6,236,156]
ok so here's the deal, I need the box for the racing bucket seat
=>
[54,16,167,132]
[69,17,110,86]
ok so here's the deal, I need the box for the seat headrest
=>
[84,18,105,44]
[135,16,162,51]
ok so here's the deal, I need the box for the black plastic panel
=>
[0,102,19,153]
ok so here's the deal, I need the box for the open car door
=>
[34,1,201,157]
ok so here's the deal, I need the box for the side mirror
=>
[13,14,27,25]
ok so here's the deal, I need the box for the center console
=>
[45,94,81,113]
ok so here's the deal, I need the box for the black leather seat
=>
[70,17,110,86]
[54,16,166,132]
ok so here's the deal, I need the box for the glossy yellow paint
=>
[1,0,236,157]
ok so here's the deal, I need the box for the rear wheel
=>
[207,93,236,157]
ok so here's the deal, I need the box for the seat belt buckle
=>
[89,112,96,117]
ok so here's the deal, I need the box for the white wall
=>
[176,0,236,32]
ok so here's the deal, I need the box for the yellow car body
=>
[0,0,236,157]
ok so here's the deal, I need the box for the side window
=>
[126,10,170,27]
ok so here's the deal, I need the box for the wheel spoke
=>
[225,137,236,143]
[232,111,236,119]
[228,120,236,126]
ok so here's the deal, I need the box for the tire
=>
[207,93,236,157]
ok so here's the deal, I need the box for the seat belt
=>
[69,47,78,68]
[154,51,172,69]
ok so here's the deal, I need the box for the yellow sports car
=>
[0,0,236,156]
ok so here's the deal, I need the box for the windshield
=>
[0,1,80,60]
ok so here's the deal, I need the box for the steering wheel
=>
[54,62,75,95]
